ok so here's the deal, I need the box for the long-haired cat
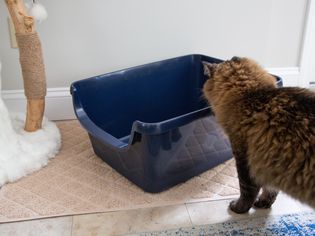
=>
[203,56,315,214]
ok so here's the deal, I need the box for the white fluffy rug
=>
[0,97,61,187]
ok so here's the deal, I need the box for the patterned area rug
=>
[0,120,239,223]
[133,212,315,236]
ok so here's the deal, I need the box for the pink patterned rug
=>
[0,120,239,223]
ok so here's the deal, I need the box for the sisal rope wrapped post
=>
[5,0,46,132]
[16,32,46,99]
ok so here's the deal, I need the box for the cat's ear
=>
[202,61,217,78]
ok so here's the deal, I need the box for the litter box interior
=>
[72,55,217,141]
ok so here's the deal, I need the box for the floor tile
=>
[271,193,315,215]
[0,193,312,236]
[0,216,72,236]
[186,197,253,225]
[186,192,314,226]
[72,204,192,236]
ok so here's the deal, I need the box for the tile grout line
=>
[184,203,194,227]
[70,215,74,236]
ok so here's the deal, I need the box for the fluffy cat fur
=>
[203,56,315,214]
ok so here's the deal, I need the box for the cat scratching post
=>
[5,0,46,132]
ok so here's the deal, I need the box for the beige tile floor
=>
[0,193,313,236]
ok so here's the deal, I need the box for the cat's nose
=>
[231,56,241,62]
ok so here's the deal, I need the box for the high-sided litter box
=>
[71,54,282,193]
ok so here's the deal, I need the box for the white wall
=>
[0,0,308,90]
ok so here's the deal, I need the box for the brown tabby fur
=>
[203,57,315,214]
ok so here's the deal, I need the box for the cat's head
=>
[202,56,276,108]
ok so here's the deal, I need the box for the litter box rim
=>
[71,54,283,150]
[71,54,218,149]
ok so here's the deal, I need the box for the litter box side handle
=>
[71,86,129,149]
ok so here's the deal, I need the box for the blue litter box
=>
[71,54,282,193]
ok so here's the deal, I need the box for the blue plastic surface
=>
[71,54,282,192]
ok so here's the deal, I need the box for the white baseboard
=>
[266,67,300,87]
[1,87,75,121]
[1,67,301,121]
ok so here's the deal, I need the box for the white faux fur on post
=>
[28,1,48,23]
[0,62,60,187]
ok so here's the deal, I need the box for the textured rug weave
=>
[0,120,239,223]
[134,212,315,236]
